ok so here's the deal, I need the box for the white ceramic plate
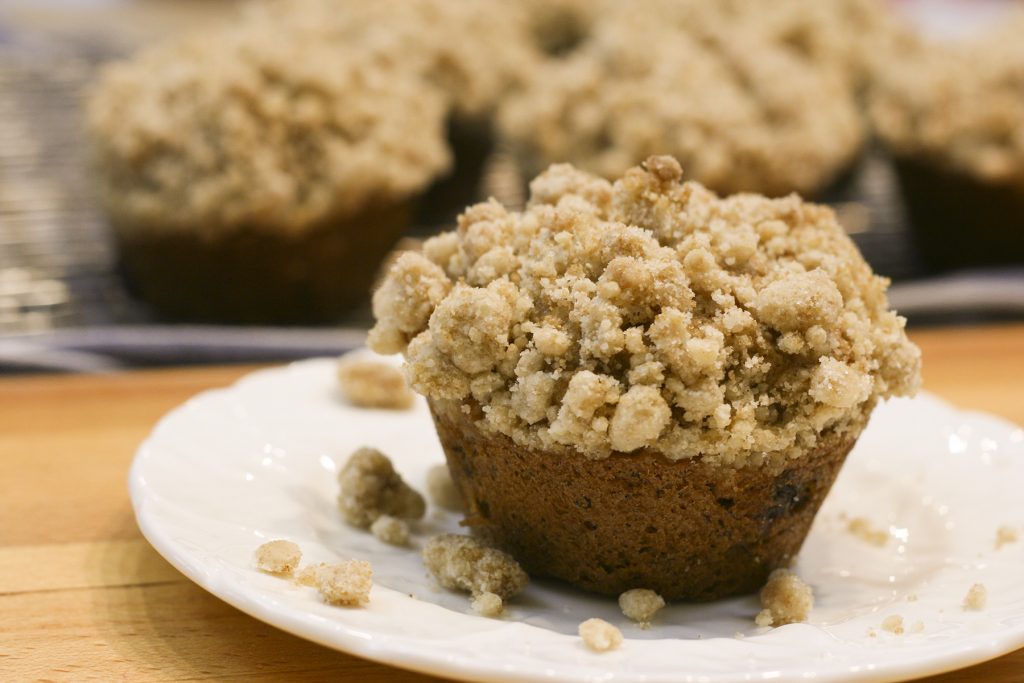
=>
[129,355,1024,683]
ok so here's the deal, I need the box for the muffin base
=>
[894,157,1024,271]
[430,398,856,601]
[116,201,413,325]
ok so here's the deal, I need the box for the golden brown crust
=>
[431,397,856,601]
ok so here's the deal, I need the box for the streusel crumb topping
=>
[370,157,920,466]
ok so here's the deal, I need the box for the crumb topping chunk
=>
[337,447,426,528]
[756,568,814,627]
[422,534,529,600]
[337,356,414,410]
[370,157,920,466]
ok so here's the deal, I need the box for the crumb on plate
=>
[471,591,504,617]
[847,517,888,546]
[337,446,426,528]
[881,614,904,635]
[963,583,987,611]
[579,618,623,652]
[303,560,373,607]
[755,568,813,627]
[618,588,665,626]
[426,464,464,511]
[254,539,301,575]
[337,356,415,410]
[370,514,410,546]
[996,525,1019,549]
[422,534,529,600]
[910,620,924,633]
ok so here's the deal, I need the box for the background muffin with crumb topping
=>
[87,14,451,324]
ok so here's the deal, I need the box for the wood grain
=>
[2,324,1023,682]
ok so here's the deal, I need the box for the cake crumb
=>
[337,356,415,410]
[337,447,426,528]
[906,594,918,602]
[847,517,888,546]
[370,514,410,546]
[756,568,814,627]
[996,525,1019,549]
[881,614,904,635]
[618,588,665,626]
[471,591,504,617]
[579,618,623,652]
[867,627,877,638]
[910,620,925,633]
[963,583,987,611]
[294,563,323,587]
[426,464,464,511]
[422,534,529,600]
[254,539,301,575]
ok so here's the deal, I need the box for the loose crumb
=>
[337,356,415,410]
[337,446,426,528]
[881,614,904,635]
[254,539,302,575]
[303,560,373,606]
[756,568,814,627]
[910,620,924,634]
[867,627,877,638]
[578,618,623,653]
[422,534,529,600]
[426,464,464,512]
[370,514,410,546]
[847,517,888,546]
[906,594,918,602]
[618,588,665,626]
[963,583,987,611]
[471,591,504,617]
[996,525,1019,550]
[295,563,323,587]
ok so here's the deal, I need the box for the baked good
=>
[87,14,450,323]
[870,14,1024,270]
[497,16,863,199]
[369,156,920,600]
[250,0,539,226]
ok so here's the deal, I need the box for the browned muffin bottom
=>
[432,397,856,601]
[117,201,411,324]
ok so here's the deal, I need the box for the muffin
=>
[869,14,1024,270]
[369,156,920,600]
[86,14,451,324]
[249,0,540,227]
[497,16,864,199]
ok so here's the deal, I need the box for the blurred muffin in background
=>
[87,18,451,324]
[870,11,1024,270]
[498,14,864,199]
[247,0,541,226]
[658,0,917,97]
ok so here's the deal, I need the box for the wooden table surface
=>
[2,323,1023,682]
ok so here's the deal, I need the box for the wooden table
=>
[3,324,1023,682]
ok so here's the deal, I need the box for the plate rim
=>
[128,357,1024,683]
